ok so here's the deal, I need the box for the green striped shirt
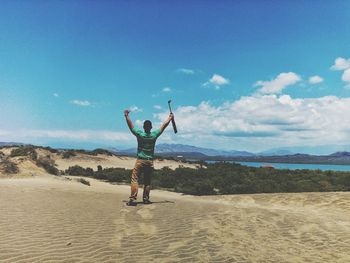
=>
[131,128,162,159]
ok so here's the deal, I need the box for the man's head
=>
[143,120,152,133]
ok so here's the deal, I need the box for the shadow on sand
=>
[122,200,175,206]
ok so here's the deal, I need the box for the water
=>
[206,161,350,172]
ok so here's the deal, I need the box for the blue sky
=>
[1,1,350,153]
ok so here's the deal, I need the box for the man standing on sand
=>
[124,109,173,206]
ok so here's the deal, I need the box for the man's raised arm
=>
[159,113,174,134]
[124,109,134,132]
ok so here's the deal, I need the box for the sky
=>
[1,1,350,154]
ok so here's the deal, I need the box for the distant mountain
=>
[258,149,294,156]
[119,143,255,157]
[0,142,25,147]
[222,152,350,165]
[261,145,350,155]
[156,144,255,157]
[329,151,350,157]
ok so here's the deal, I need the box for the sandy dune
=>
[53,153,198,171]
[0,147,198,179]
[0,176,349,263]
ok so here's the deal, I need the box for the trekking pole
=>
[168,100,178,134]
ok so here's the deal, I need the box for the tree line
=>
[65,162,350,195]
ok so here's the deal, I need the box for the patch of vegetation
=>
[77,178,90,186]
[90,148,114,156]
[10,145,38,160]
[65,165,94,177]
[66,148,114,156]
[64,162,350,196]
[36,156,59,175]
[3,160,19,174]
[62,150,76,159]
[38,146,58,153]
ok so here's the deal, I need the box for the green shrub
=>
[91,148,113,156]
[62,150,76,159]
[36,156,59,175]
[3,160,19,174]
[77,178,90,186]
[10,146,37,160]
[66,165,94,177]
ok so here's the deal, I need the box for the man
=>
[124,109,173,206]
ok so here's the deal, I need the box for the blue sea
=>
[207,161,350,172]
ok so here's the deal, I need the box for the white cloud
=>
[255,72,301,94]
[70,100,91,107]
[177,68,195,74]
[53,93,59,97]
[308,75,324,84]
[331,57,350,88]
[129,105,143,113]
[342,68,350,82]
[154,95,350,151]
[203,74,230,90]
[210,74,229,85]
[153,105,162,110]
[330,57,350,71]
[0,129,132,142]
[162,87,172,92]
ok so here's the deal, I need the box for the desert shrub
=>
[95,167,129,182]
[66,165,87,176]
[91,148,113,156]
[36,156,59,175]
[66,165,94,177]
[3,160,19,174]
[39,146,58,153]
[10,146,37,160]
[97,165,103,172]
[62,150,76,159]
[77,178,90,186]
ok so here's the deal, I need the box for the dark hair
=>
[143,120,152,131]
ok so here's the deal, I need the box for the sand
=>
[0,176,349,263]
[0,147,198,178]
[53,154,199,171]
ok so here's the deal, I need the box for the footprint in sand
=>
[136,205,155,219]
[110,206,132,248]
[138,222,157,235]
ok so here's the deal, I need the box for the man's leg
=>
[129,159,142,202]
[142,160,153,203]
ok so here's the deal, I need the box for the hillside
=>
[0,145,199,178]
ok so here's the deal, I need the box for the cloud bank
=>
[0,129,132,143]
[155,94,350,151]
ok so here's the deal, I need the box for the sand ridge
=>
[1,177,350,262]
[51,152,199,171]
[0,146,199,178]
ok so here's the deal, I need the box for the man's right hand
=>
[124,109,130,117]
